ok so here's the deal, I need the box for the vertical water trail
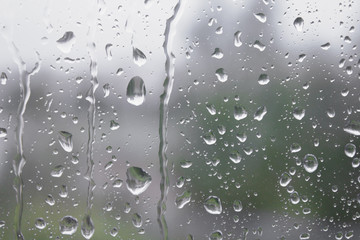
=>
[82,9,98,240]
[1,28,41,240]
[158,1,186,239]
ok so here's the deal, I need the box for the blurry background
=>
[1,0,360,239]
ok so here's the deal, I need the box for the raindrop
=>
[236,132,247,142]
[116,68,123,76]
[217,125,226,135]
[112,179,123,188]
[233,200,243,212]
[279,172,292,187]
[215,68,228,82]
[103,83,110,98]
[206,104,216,115]
[209,230,223,240]
[133,47,147,66]
[253,40,266,51]
[132,213,142,228]
[81,214,95,239]
[253,13,267,23]
[258,74,270,85]
[203,131,217,145]
[105,43,113,60]
[110,228,118,237]
[320,42,331,50]
[352,158,360,168]
[0,72,7,85]
[125,167,152,195]
[290,143,301,153]
[58,131,73,152]
[293,17,304,31]
[303,154,318,173]
[229,151,242,164]
[50,165,65,177]
[45,194,55,206]
[344,121,360,135]
[234,106,247,120]
[175,190,191,209]
[254,106,267,121]
[344,143,356,158]
[204,196,222,214]
[234,31,242,47]
[110,120,119,130]
[126,76,146,106]
[290,192,300,204]
[56,31,76,53]
[59,216,78,235]
[0,128,7,138]
[326,108,335,118]
[293,107,305,120]
[211,48,223,59]
[35,218,47,230]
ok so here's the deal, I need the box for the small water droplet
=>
[293,107,305,120]
[0,128,7,138]
[58,131,73,152]
[279,172,292,187]
[81,214,94,239]
[204,196,222,214]
[133,47,147,66]
[126,76,146,106]
[326,107,335,118]
[126,167,152,195]
[320,42,331,50]
[203,131,217,145]
[254,13,267,23]
[206,104,217,115]
[45,194,55,206]
[209,230,223,240]
[303,154,318,173]
[175,190,191,209]
[236,132,247,142]
[116,68,123,76]
[293,17,304,31]
[51,165,65,177]
[254,106,267,121]
[0,72,7,85]
[56,31,76,53]
[180,159,192,168]
[233,200,243,212]
[344,143,356,158]
[59,216,78,235]
[105,43,113,60]
[112,179,123,188]
[258,74,270,85]
[103,83,110,98]
[290,192,300,204]
[132,213,142,228]
[234,31,242,47]
[215,68,228,82]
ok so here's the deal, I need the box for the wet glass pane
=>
[1,0,360,239]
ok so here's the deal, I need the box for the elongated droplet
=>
[126,167,152,195]
[211,48,223,59]
[229,150,242,163]
[344,121,360,135]
[133,47,147,66]
[56,31,76,53]
[58,131,73,152]
[254,13,266,23]
[126,76,146,106]
[0,72,7,85]
[209,230,223,240]
[204,196,222,214]
[233,200,243,212]
[110,120,119,130]
[175,190,191,209]
[253,40,266,51]
[321,42,331,50]
[105,43,113,60]
[215,68,228,82]
[51,165,65,177]
[206,103,216,115]
[59,216,78,235]
[234,31,242,47]
[81,214,95,239]
[303,154,318,173]
[103,83,110,98]
[293,17,304,31]
[254,106,267,121]
[132,213,142,228]
[279,172,292,187]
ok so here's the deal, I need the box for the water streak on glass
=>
[157,1,186,239]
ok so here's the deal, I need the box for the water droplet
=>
[258,74,270,85]
[45,194,55,206]
[303,154,318,173]
[233,200,243,212]
[51,165,65,177]
[234,31,242,47]
[217,125,226,135]
[0,128,7,138]
[229,150,242,164]
[279,172,292,187]
[105,43,113,60]
[215,68,228,82]
[326,107,335,118]
[352,158,360,168]
[0,221,4,228]
[112,179,123,188]
[344,121,360,135]
[59,216,78,235]
[110,120,119,130]
[234,105,247,120]
[254,106,267,121]
[56,31,76,53]
[203,131,217,145]
[236,132,247,142]
[253,13,267,23]
[253,40,266,51]
[344,143,356,158]
[290,192,300,204]
[35,218,47,229]
[204,196,222,214]
[293,17,304,31]
[58,131,73,152]
[300,233,310,240]
[175,190,191,209]
[180,159,192,168]
[103,83,110,98]
[126,167,152,195]
[206,104,216,115]
[59,185,68,198]
[320,42,331,50]
[290,143,301,153]
[298,54,306,62]
[209,230,223,240]
[132,213,142,228]
[133,47,147,66]
[81,214,94,239]
[211,48,223,59]
[116,68,123,76]
[110,227,118,237]
[293,107,305,120]
[0,72,7,85]
[126,76,146,106]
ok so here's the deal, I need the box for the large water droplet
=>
[126,76,146,106]
[253,40,266,51]
[344,121,360,135]
[126,167,152,195]
[233,200,243,212]
[290,143,301,153]
[206,103,217,115]
[234,31,242,47]
[35,218,47,230]
[290,191,300,204]
[204,196,222,214]
[51,165,65,177]
[132,213,142,228]
[58,131,73,152]
[215,68,228,82]
[344,143,356,158]
[0,72,7,85]
[321,42,331,50]
[80,215,94,239]
[279,172,292,187]
[253,13,267,23]
[211,48,223,59]
[175,190,191,209]
[303,154,318,173]
[133,47,147,66]
[326,107,335,118]
[293,17,304,31]
[258,74,270,85]
[254,106,267,121]
[293,107,305,120]
[229,150,242,164]
[59,216,78,235]
[56,31,76,53]
[203,131,217,145]
[0,128,7,138]
[234,106,247,120]
[209,230,223,240]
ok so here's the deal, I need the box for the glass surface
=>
[1,0,360,239]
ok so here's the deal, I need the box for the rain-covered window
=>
[1,0,360,239]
